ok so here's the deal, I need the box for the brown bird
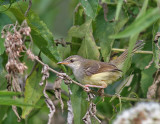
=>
[58,40,144,89]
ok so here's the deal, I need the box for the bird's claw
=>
[84,86,91,92]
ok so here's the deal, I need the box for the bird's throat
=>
[72,67,84,83]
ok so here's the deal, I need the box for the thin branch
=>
[55,39,152,55]
[91,90,156,102]
[25,0,32,17]
[145,58,154,69]
[111,48,153,54]
[45,83,156,102]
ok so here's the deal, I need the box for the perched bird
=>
[58,40,144,89]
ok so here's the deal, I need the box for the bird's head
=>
[57,55,85,70]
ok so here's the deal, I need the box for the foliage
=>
[0,0,160,124]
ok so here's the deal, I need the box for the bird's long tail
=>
[110,40,144,70]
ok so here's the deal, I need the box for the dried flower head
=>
[113,102,160,124]
[1,20,32,121]
[1,20,31,74]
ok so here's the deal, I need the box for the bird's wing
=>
[83,60,122,76]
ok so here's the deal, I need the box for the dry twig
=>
[24,0,32,16]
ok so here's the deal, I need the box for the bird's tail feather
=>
[110,40,144,70]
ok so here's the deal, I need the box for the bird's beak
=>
[57,61,69,65]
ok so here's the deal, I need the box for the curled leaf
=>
[147,82,158,99]
[67,99,74,124]
[40,65,49,86]
[44,84,55,124]
[82,111,91,124]
[53,77,64,112]
[147,70,160,99]
[83,100,101,124]
[12,104,21,122]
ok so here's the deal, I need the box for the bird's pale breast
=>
[82,71,122,86]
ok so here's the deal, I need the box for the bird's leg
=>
[84,84,107,96]
[84,84,106,89]
[84,85,104,92]
[97,88,104,95]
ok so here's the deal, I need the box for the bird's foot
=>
[97,88,104,96]
[84,86,91,92]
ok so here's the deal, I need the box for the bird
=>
[57,40,144,90]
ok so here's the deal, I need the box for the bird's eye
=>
[70,59,74,63]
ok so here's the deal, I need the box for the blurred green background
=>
[32,0,77,38]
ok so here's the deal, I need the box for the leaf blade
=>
[22,63,44,119]
[111,8,160,38]
[80,0,98,19]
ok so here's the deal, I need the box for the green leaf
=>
[69,5,86,55]
[0,68,7,90]
[94,7,128,61]
[0,91,21,96]
[0,105,8,123]
[0,0,18,5]
[115,0,123,21]
[136,0,149,19]
[94,18,115,61]
[96,97,113,119]
[68,19,92,38]
[78,32,100,60]
[133,55,153,70]
[153,37,160,68]
[0,97,33,107]
[111,8,160,38]
[141,65,156,96]
[22,63,44,119]
[0,2,60,62]
[69,19,100,60]
[2,107,24,124]
[152,20,160,69]
[80,0,98,19]
[71,85,88,124]
[0,37,5,55]
[57,45,71,60]
[74,5,85,25]
[0,13,12,55]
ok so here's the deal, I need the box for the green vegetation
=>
[0,0,160,124]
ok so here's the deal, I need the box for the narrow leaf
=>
[71,85,88,124]
[111,8,160,38]
[136,0,149,19]
[0,91,21,96]
[0,39,5,55]
[22,63,44,119]
[141,65,156,96]
[152,20,160,69]
[94,7,128,61]
[78,32,100,60]
[80,0,98,19]
[68,19,92,38]
[0,97,33,107]
[115,0,123,21]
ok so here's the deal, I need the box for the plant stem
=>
[112,48,153,54]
